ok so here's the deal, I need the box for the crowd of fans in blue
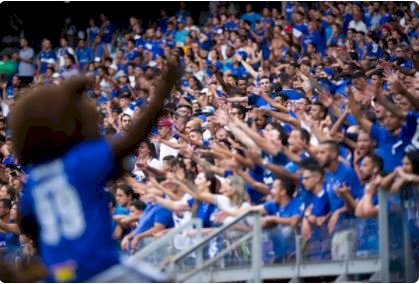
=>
[0,1,418,282]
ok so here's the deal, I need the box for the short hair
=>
[280,179,296,198]
[320,140,339,155]
[406,151,419,175]
[279,73,291,86]
[2,185,16,202]
[312,101,328,119]
[231,104,246,117]
[189,128,203,135]
[163,155,178,167]
[0,198,12,210]
[303,163,325,176]
[364,153,384,172]
[260,76,271,82]
[132,199,147,211]
[297,128,311,145]
[105,127,117,136]
[120,113,132,122]
[299,157,321,169]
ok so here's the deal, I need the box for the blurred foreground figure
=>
[5,51,181,282]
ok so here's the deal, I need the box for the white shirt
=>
[133,157,162,182]
[348,20,368,34]
[213,195,251,225]
[158,137,179,162]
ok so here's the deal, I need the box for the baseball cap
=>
[158,118,173,128]
[201,106,215,115]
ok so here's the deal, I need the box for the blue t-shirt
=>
[133,203,174,235]
[20,139,119,282]
[246,164,266,205]
[240,12,262,30]
[324,161,363,213]
[75,47,94,69]
[39,49,57,74]
[401,111,419,152]
[370,122,408,172]
[101,21,115,44]
[187,198,216,228]
[263,197,302,218]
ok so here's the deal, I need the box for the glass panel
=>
[262,225,297,265]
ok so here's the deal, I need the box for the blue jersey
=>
[20,139,119,282]
[245,164,266,205]
[39,49,57,74]
[401,111,419,152]
[187,198,216,228]
[263,197,302,218]
[133,203,174,235]
[75,47,93,69]
[370,122,408,172]
[324,161,363,213]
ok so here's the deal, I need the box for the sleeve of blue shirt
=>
[370,122,385,143]
[155,207,174,228]
[348,167,363,200]
[263,201,276,215]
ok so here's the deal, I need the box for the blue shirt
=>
[370,122,408,172]
[20,139,119,282]
[101,21,115,43]
[174,29,189,45]
[39,49,57,74]
[246,164,266,205]
[187,198,216,228]
[310,190,331,217]
[324,161,363,213]
[75,47,94,69]
[401,111,419,152]
[240,12,262,30]
[133,203,174,235]
[263,197,302,218]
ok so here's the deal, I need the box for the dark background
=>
[0,1,279,52]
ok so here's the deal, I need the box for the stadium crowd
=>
[0,1,418,281]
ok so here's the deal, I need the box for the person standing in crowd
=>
[16,38,35,87]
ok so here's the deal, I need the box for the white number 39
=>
[33,175,86,246]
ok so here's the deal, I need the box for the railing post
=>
[401,186,416,282]
[290,234,302,282]
[251,213,262,283]
[378,187,390,283]
[196,222,203,283]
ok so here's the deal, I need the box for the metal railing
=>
[127,218,203,269]
[129,185,419,283]
[161,210,262,282]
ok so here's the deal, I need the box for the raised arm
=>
[348,89,372,133]
[111,52,182,159]
[236,54,258,80]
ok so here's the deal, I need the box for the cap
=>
[158,118,173,128]
[47,58,56,64]
[109,64,118,71]
[120,92,131,99]
[94,57,101,63]
[201,106,215,115]
[115,70,127,79]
